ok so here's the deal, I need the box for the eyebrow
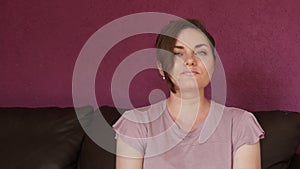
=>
[174,46,184,49]
[174,44,209,50]
[194,44,209,49]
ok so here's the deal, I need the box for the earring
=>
[162,76,165,80]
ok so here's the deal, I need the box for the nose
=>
[184,50,197,66]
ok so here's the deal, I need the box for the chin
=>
[177,85,201,93]
[178,80,209,90]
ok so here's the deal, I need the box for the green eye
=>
[173,52,183,57]
[195,51,207,56]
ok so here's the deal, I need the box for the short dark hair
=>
[155,19,215,93]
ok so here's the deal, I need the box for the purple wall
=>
[1,0,300,153]
[2,0,299,110]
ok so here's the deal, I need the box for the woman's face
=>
[167,28,215,93]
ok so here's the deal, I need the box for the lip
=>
[181,70,200,76]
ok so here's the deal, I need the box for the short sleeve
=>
[113,110,148,155]
[232,111,265,154]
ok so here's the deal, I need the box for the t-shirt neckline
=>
[162,100,224,144]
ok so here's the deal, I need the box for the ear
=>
[156,61,165,77]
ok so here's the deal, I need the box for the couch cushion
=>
[0,106,93,169]
[252,111,300,169]
[78,135,116,169]
[289,154,300,169]
[78,106,125,169]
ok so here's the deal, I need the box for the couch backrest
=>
[0,106,93,169]
[0,106,298,169]
[252,111,300,169]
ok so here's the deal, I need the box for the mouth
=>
[181,70,200,76]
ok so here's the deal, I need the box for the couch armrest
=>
[289,154,300,169]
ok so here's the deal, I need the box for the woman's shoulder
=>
[113,100,168,141]
[127,100,166,114]
[220,104,263,134]
[213,102,254,123]
[118,100,167,125]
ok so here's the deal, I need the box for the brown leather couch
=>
[0,106,299,169]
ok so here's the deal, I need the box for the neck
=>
[167,92,209,114]
[166,89,211,131]
[168,88,207,105]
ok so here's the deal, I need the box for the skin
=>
[162,28,214,132]
[116,28,261,169]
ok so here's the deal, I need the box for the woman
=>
[113,19,264,169]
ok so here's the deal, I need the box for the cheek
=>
[198,57,214,75]
[168,58,184,76]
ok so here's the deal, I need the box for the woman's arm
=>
[233,141,261,169]
[116,137,143,169]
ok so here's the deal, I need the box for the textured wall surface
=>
[1,0,300,110]
[1,0,300,153]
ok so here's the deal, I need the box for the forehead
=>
[175,28,210,48]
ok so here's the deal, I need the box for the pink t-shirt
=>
[113,100,264,169]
